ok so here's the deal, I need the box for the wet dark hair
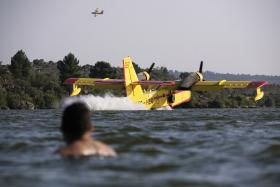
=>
[61,102,92,144]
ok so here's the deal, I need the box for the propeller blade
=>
[147,62,155,73]
[199,61,203,73]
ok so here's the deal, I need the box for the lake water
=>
[0,108,280,187]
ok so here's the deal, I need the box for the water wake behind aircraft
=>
[62,94,147,111]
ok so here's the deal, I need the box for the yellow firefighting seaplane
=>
[64,57,268,110]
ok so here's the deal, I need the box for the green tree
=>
[179,72,190,79]
[90,61,116,78]
[30,73,49,89]
[6,92,21,109]
[81,64,92,77]
[0,88,7,108]
[31,89,45,108]
[9,50,32,80]
[57,53,81,83]
[44,91,59,108]
[152,67,175,80]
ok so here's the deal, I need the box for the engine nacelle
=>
[137,71,151,81]
[179,72,203,90]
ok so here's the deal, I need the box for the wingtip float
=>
[64,57,268,110]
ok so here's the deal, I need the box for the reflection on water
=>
[0,108,280,187]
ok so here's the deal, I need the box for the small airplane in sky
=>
[64,57,268,110]
[92,8,104,17]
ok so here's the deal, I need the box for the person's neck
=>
[80,131,94,142]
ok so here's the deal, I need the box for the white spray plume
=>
[61,94,147,111]
[156,106,173,110]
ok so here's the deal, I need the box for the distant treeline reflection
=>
[0,50,279,109]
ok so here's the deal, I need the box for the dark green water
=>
[0,109,280,187]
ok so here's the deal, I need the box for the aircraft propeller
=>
[198,61,205,81]
[147,63,155,74]
[199,61,203,73]
[137,62,155,81]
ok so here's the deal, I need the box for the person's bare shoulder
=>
[57,146,79,157]
[92,140,117,157]
[57,141,98,157]
[57,140,116,157]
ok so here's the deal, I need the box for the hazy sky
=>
[0,0,279,75]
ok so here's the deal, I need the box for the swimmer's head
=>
[61,102,92,144]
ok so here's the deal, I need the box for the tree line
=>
[0,50,279,109]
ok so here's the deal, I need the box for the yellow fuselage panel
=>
[127,89,167,109]
[171,91,191,107]
[127,89,191,110]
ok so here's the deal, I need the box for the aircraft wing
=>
[63,78,177,96]
[132,80,176,87]
[64,78,176,88]
[64,78,125,89]
[63,78,176,88]
[191,80,268,101]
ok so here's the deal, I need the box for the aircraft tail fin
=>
[123,57,143,101]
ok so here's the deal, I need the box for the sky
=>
[0,0,279,75]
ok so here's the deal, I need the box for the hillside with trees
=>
[0,50,279,109]
[203,71,280,85]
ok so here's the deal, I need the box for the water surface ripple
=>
[0,109,280,187]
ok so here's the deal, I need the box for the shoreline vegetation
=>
[0,50,279,110]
